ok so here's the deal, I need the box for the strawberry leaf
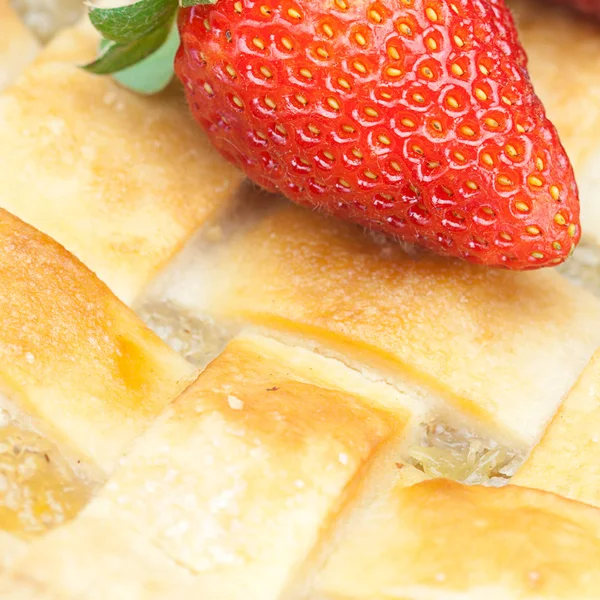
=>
[84,0,216,82]
[111,24,179,94]
[179,0,217,7]
[83,21,171,74]
[89,0,177,43]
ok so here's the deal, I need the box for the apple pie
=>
[2,1,600,598]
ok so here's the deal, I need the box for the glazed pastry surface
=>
[2,4,600,599]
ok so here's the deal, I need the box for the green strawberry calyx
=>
[83,0,215,94]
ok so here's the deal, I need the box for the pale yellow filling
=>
[408,422,522,485]
[138,301,235,369]
[0,410,91,539]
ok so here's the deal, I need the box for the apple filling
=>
[138,301,234,368]
[0,409,91,538]
[407,422,522,485]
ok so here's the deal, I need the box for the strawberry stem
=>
[83,0,216,78]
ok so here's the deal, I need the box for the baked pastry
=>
[0,206,194,563]
[0,22,243,305]
[3,2,600,599]
[0,0,39,91]
[513,349,600,506]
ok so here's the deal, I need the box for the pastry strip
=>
[513,350,600,508]
[0,209,194,475]
[5,335,408,600]
[0,22,244,304]
[313,478,600,599]
[156,202,600,446]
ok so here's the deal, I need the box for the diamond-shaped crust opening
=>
[313,478,600,599]
[0,22,244,305]
[4,335,409,599]
[513,350,600,507]
[158,201,600,447]
[0,0,39,92]
[0,414,93,540]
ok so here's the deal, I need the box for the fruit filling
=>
[138,300,234,368]
[407,422,523,485]
[0,407,91,539]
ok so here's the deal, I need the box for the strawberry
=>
[86,0,580,269]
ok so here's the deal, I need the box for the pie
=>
[2,0,600,598]
[0,0,38,91]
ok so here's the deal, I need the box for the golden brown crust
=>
[0,0,39,91]
[513,350,600,507]
[314,479,600,599]
[0,22,244,304]
[0,208,194,474]
[165,202,600,446]
[5,335,406,600]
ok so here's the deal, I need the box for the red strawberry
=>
[86,0,580,269]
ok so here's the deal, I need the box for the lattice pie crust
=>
[2,1,600,598]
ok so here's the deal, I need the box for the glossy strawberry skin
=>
[175,0,580,269]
